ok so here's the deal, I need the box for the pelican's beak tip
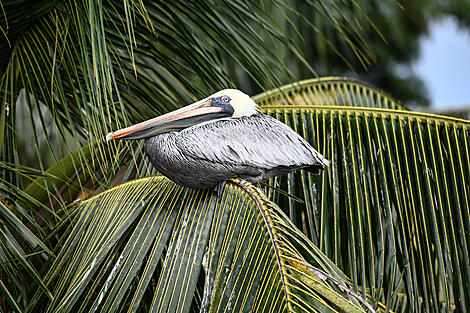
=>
[106,132,114,142]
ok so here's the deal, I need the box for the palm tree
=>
[1,1,469,312]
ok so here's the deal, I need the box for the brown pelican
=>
[107,90,329,192]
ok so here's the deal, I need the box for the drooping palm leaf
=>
[31,177,371,313]
[255,79,470,312]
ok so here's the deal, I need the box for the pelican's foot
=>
[214,180,227,200]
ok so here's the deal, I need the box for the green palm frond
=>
[253,77,407,110]
[30,177,370,313]
[257,80,470,312]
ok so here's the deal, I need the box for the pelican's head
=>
[209,89,257,118]
[107,89,258,141]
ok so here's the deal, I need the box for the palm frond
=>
[254,77,407,110]
[257,79,470,312]
[32,177,371,313]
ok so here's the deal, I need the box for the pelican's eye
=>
[210,96,233,115]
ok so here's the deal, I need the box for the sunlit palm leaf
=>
[253,77,407,110]
[257,81,470,312]
[35,177,370,313]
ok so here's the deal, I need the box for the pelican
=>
[107,89,329,192]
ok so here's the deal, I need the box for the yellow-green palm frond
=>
[34,177,370,313]
[257,80,470,312]
[253,77,407,110]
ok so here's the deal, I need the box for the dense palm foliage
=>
[38,177,375,312]
[256,79,470,312]
[1,1,469,312]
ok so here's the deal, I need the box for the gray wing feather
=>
[176,114,329,170]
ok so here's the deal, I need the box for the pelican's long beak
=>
[107,98,230,141]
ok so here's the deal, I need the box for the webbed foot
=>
[214,180,227,200]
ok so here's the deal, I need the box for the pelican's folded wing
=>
[176,114,329,171]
